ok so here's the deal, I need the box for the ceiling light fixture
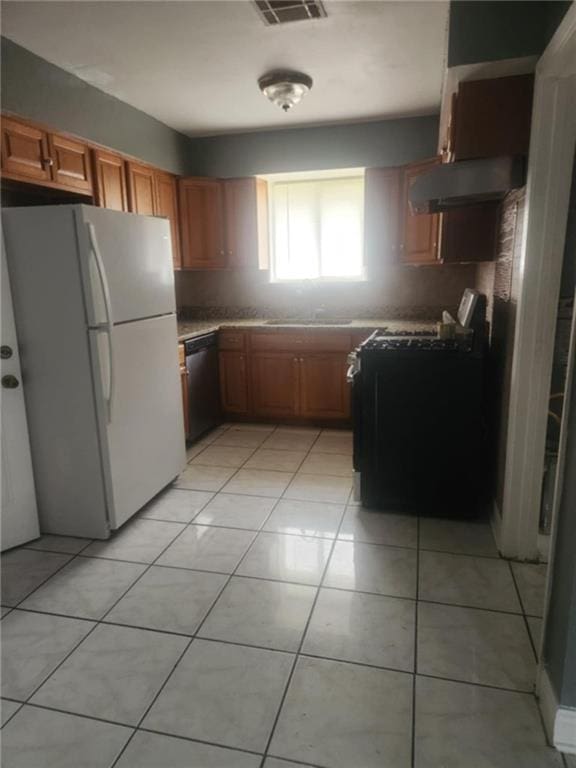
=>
[258,70,313,112]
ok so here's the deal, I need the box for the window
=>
[268,170,365,281]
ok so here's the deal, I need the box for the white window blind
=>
[271,175,365,281]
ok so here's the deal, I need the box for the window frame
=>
[265,169,367,284]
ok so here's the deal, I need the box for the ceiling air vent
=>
[254,0,327,25]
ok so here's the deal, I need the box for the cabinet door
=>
[224,177,269,269]
[155,172,182,269]
[400,159,440,265]
[179,178,226,269]
[364,167,401,271]
[47,134,92,193]
[93,149,128,212]
[1,117,51,183]
[299,354,350,420]
[452,74,534,161]
[251,352,299,418]
[127,161,157,216]
[219,351,249,414]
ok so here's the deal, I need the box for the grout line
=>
[0,700,23,730]
[18,519,204,719]
[507,560,541,663]
[411,514,421,768]
[3,427,552,762]
[110,483,290,768]
[258,489,347,767]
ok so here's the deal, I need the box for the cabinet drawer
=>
[250,331,351,353]
[219,331,246,350]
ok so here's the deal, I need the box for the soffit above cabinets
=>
[2,0,448,136]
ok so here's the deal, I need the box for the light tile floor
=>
[0,423,565,768]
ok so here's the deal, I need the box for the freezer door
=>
[90,314,186,529]
[76,206,176,325]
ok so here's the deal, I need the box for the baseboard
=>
[538,667,576,754]
[490,498,503,554]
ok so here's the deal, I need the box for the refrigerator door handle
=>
[87,223,115,423]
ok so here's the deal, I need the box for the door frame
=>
[497,5,576,560]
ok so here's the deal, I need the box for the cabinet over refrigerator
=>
[2,205,186,539]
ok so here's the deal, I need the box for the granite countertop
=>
[177,318,437,342]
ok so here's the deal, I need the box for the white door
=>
[76,206,176,325]
[1,243,40,550]
[89,314,186,529]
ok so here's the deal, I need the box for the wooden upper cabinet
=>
[364,167,401,272]
[47,134,92,193]
[92,149,128,211]
[450,74,534,161]
[299,354,350,420]
[127,161,157,216]
[224,177,269,269]
[400,158,441,265]
[155,171,181,269]
[1,117,52,184]
[178,177,226,269]
[1,118,93,193]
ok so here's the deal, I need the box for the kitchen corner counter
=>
[177,318,438,342]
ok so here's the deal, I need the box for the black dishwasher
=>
[184,333,222,442]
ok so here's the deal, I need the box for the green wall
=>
[189,115,439,177]
[1,37,192,175]
[448,1,571,67]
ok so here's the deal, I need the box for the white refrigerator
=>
[3,205,186,539]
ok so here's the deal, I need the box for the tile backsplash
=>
[175,263,477,321]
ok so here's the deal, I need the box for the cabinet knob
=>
[43,157,54,167]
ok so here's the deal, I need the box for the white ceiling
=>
[2,1,449,136]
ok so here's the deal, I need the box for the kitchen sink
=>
[265,319,352,325]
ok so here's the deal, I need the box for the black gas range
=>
[349,290,487,515]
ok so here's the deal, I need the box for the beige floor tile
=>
[284,473,352,504]
[417,602,536,691]
[511,562,548,617]
[244,448,307,472]
[222,469,294,498]
[194,493,276,530]
[175,465,236,492]
[419,551,521,612]
[270,656,412,768]
[189,445,255,468]
[212,430,270,448]
[415,676,561,768]
[299,452,353,476]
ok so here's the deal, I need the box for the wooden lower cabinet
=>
[299,354,350,420]
[219,351,249,414]
[219,333,353,424]
[251,352,300,419]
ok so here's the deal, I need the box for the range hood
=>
[409,156,526,214]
